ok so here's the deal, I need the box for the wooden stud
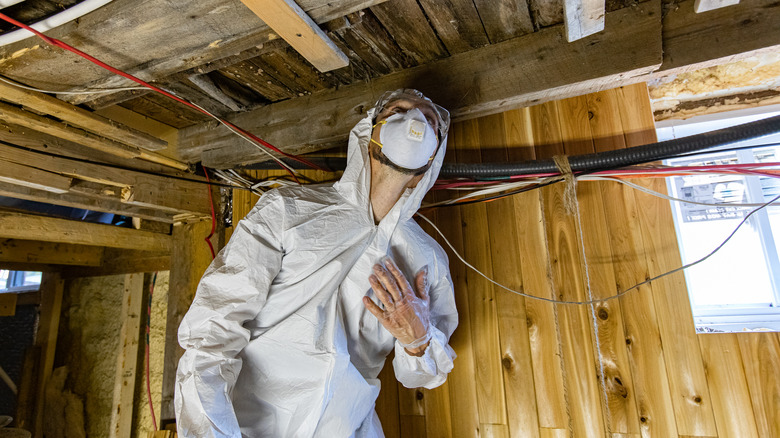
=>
[0,239,103,266]
[160,220,217,421]
[33,272,64,438]
[0,212,172,252]
[399,415,426,437]
[563,0,605,42]
[109,273,144,438]
[375,356,401,438]
[0,292,17,316]
[0,79,167,151]
[238,0,348,72]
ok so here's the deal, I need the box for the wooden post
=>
[33,272,64,438]
[159,220,216,423]
[109,273,144,438]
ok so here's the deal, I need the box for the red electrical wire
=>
[146,272,158,431]
[0,12,322,175]
[203,165,217,259]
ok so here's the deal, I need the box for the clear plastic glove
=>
[363,257,432,356]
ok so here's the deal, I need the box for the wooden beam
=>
[563,0,605,42]
[109,273,144,438]
[0,239,104,266]
[0,212,172,252]
[0,101,187,170]
[160,220,216,421]
[0,292,17,316]
[62,248,171,277]
[0,0,391,107]
[238,0,348,72]
[33,272,64,438]
[659,0,779,75]
[180,0,662,167]
[0,143,211,218]
[0,182,179,224]
[0,78,168,151]
[0,160,72,193]
[694,0,739,13]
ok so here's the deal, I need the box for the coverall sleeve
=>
[175,191,285,438]
[393,250,458,389]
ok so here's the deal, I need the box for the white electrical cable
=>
[416,191,780,305]
[0,0,115,47]
[0,75,147,95]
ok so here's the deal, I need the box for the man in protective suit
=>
[175,89,458,437]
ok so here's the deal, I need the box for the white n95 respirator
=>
[372,108,439,170]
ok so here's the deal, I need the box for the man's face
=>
[374,98,441,137]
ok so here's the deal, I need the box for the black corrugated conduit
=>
[439,114,780,179]
[246,115,780,177]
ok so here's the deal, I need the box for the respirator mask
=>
[371,89,450,170]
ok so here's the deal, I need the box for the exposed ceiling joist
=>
[238,0,348,72]
[563,0,605,42]
[0,211,172,252]
[0,239,104,266]
[180,0,663,167]
[0,0,390,107]
[0,78,167,151]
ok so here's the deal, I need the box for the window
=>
[657,105,780,332]
[0,270,42,293]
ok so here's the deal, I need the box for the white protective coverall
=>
[175,109,458,438]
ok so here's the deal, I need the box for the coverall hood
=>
[334,107,448,222]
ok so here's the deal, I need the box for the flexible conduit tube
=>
[439,114,780,179]
[0,0,114,47]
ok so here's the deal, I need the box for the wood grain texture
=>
[479,113,540,438]
[473,0,534,43]
[109,273,144,438]
[375,358,401,438]
[371,0,448,64]
[417,0,490,54]
[0,239,103,266]
[520,102,568,430]
[238,0,349,72]
[617,84,718,437]
[738,333,780,438]
[453,119,508,426]
[182,1,662,167]
[563,0,605,42]
[33,273,64,438]
[698,334,759,438]
[0,211,171,252]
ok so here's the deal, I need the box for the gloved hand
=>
[363,257,432,356]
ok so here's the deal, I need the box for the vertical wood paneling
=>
[738,332,780,438]
[478,113,540,438]
[617,84,719,438]
[698,334,759,437]
[453,119,508,426]
[431,127,480,436]
[219,85,780,438]
[582,89,640,436]
[545,96,605,437]
[520,103,570,432]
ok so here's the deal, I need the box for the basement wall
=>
[53,272,169,438]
